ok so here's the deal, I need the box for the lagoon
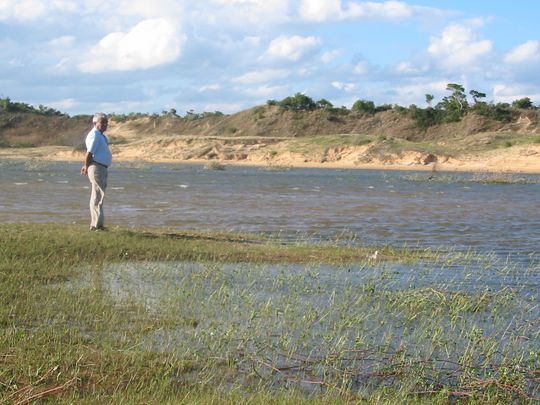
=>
[2,160,539,259]
[2,159,540,401]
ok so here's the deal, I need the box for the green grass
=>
[285,131,540,161]
[0,224,538,403]
[288,134,375,154]
[402,171,540,184]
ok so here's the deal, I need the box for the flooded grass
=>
[401,171,540,184]
[0,223,539,403]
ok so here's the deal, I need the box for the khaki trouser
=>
[88,164,108,228]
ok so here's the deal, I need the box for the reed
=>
[0,223,538,403]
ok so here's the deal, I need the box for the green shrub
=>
[278,93,317,111]
[408,106,444,129]
[473,102,513,123]
[352,99,375,114]
[512,97,533,109]
[253,106,265,120]
[13,141,35,148]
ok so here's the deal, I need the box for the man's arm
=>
[80,152,93,175]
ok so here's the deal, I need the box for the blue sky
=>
[1,0,539,115]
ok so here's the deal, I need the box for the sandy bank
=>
[1,142,540,174]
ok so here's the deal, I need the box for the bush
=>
[408,106,444,129]
[316,98,333,109]
[512,97,533,109]
[375,104,392,113]
[473,102,513,123]
[352,99,375,114]
[278,93,317,111]
[0,97,65,116]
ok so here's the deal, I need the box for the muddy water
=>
[1,160,539,258]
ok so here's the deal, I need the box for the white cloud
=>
[331,81,356,92]
[0,0,48,21]
[321,50,341,64]
[353,61,370,75]
[298,0,443,22]
[265,35,321,61]
[428,23,493,69]
[203,102,246,114]
[504,40,540,64]
[389,81,448,106]
[48,98,78,110]
[395,61,428,75]
[347,0,412,19]
[242,84,287,98]
[51,0,78,13]
[493,83,540,103]
[299,0,342,22]
[78,18,184,73]
[233,69,289,84]
[49,35,75,49]
[8,58,24,67]
[206,0,291,25]
[199,84,221,92]
[117,0,183,19]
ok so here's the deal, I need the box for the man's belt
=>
[92,161,108,168]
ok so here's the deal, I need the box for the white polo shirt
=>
[85,127,112,167]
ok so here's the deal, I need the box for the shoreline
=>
[1,145,540,174]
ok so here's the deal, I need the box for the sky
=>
[1,0,539,116]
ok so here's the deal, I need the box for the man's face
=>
[96,119,108,132]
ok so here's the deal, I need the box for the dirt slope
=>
[1,106,540,172]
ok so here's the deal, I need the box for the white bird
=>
[369,250,378,260]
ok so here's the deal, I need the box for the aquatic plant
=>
[0,224,538,403]
[204,161,226,170]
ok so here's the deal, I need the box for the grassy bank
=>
[0,224,538,403]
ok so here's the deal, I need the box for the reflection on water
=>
[1,159,539,257]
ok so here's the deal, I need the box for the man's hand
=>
[81,152,93,175]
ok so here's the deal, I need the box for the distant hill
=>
[1,104,539,149]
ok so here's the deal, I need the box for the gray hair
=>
[92,113,108,123]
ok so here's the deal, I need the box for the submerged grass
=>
[0,223,538,404]
[402,171,540,184]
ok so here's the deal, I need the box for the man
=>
[80,113,113,231]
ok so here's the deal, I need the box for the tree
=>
[469,90,486,104]
[352,99,375,114]
[278,93,317,111]
[512,97,533,109]
[316,98,333,109]
[0,97,11,112]
[445,83,468,110]
[425,94,434,107]
[437,83,469,122]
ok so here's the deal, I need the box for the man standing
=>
[80,113,113,231]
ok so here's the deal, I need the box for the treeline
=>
[267,84,538,129]
[2,83,538,131]
[0,97,66,116]
[108,109,226,123]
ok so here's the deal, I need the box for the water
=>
[2,159,539,259]
[9,158,536,395]
[94,260,540,395]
